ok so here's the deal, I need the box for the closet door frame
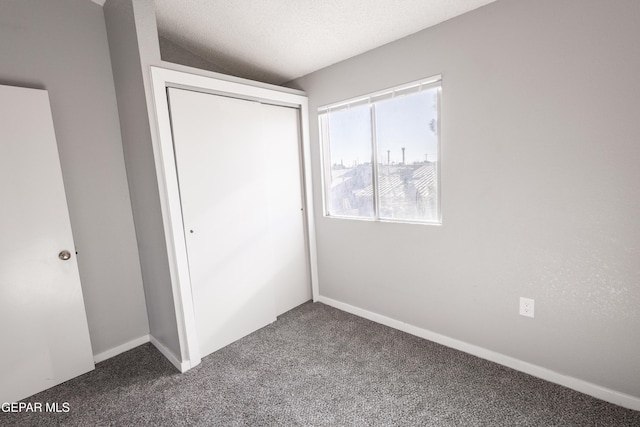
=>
[150,67,318,371]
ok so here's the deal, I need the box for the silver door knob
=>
[58,250,71,261]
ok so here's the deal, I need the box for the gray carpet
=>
[3,302,639,426]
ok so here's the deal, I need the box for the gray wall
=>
[0,0,149,356]
[104,0,182,360]
[291,0,640,398]
[159,36,229,76]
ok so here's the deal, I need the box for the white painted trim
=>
[158,60,306,97]
[92,333,190,372]
[91,0,106,6]
[149,67,202,372]
[150,336,191,373]
[299,97,320,302]
[318,75,442,112]
[317,296,640,411]
[93,335,150,363]
[149,66,319,370]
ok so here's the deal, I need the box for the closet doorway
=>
[151,68,317,367]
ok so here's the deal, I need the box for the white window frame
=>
[318,75,442,225]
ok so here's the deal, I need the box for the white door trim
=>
[149,66,318,371]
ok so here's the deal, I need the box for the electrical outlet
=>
[519,297,535,318]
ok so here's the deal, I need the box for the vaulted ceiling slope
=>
[153,0,496,85]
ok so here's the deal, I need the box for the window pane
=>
[323,104,374,218]
[374,88,439,222]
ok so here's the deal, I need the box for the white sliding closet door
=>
[168,88,310,358]
[261,104,312,314]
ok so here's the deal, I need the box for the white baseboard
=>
[93,335,150,363]
[150,336,191,372]
[92,333,190,373]
[316,296,640,412]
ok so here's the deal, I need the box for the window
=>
[319,76,441,224]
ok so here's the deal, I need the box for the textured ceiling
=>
[153,0,496,85]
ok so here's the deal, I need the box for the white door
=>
[261,104,312,315]
[167,88,310,358]
[0,85,94,403]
